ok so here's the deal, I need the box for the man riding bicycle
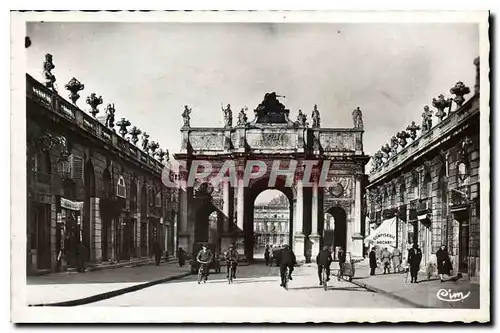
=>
[278,244,296,288]
[225,243,239,280]
[316,245,333,285]
[196,244,213,280]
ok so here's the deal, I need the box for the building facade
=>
[253,195,290,249]
[26,54,178,274]
[366,57,481,278]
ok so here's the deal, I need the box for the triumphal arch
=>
[173,93,369,261]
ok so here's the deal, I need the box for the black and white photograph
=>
[10,10,490,323]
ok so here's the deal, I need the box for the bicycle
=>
[197,261,209,284]
[321,266,328,291]
[227,260,237,284]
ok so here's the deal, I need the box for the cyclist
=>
[196,244,213,281]
[278,244,296,288]
[225,243,239,280]
[316,245,333,286]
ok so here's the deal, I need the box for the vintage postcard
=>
[10,10,490,323]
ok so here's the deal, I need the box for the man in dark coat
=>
[369,247,377,276]
[278,244,296,288]
[177,247,186,267]
[408,243,423,283]
[316,246,333,285]
[154,241,162,266]
[76,241,88,273]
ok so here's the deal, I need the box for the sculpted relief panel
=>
[323,176,353,199]
[246,131,296,150]
[319,132,355,152]
[189,132,224,151]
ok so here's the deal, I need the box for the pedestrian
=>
[278,244,296,288]
[407,243,423,283]
[264,245,270,266]
[381,247,391,274]
[316,245,333,285]
[436,245,452,282]
[165,250,169,262]
[154,242,162,266]
[392,246,402,273]
[177,247,186,267]
[76,241,87,273]
[274,246,282,267]
[338,246,346,275]
[369,247,377,276]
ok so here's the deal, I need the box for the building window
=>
[117,176,126,198]
[399,183,407,205]
[155,192,162,207]
[390,185,396,207]
[422,173,432,198]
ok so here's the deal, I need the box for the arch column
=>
[351,174,364,258]
[293,169,305,262]
[309,170,321,260]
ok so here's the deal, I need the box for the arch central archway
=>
[245,177,294,262]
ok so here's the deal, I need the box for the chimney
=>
[473,57,480,95]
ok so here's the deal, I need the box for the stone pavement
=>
[346,263,480,309]
[87,263,409,308]
[27,260,191,306]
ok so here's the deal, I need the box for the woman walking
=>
[436,245,452,282]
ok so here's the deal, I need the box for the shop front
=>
[56,196,84,271]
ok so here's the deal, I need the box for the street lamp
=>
[57,148,71,180]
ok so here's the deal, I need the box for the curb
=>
[29,271,191,307]
[343,277,430,308]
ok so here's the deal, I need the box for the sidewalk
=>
[27,260,191,306]
[347,264,480,308]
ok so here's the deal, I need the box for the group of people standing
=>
[368,243,453,283]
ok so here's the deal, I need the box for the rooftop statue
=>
[311,104,321,128]
[141,132,150,151]
[296,109,307,127]
[43,53,56,90]
[390,135,399,155]
[222,103,232,128]
[421,105,433,133]
[237,107,248,127]
[182,105,192,128]
[352,107,364,129]
[253,92,291,124]
[105,103,116,129]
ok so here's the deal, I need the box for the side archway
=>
[325,206,347,258]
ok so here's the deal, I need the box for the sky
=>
[26,22,479,202]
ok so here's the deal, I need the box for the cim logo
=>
[436,289,471,302]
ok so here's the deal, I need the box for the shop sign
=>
[61,197,84,211]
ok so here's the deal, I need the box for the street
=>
[84,262,411,308]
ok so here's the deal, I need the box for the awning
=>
[364,216,397,248]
